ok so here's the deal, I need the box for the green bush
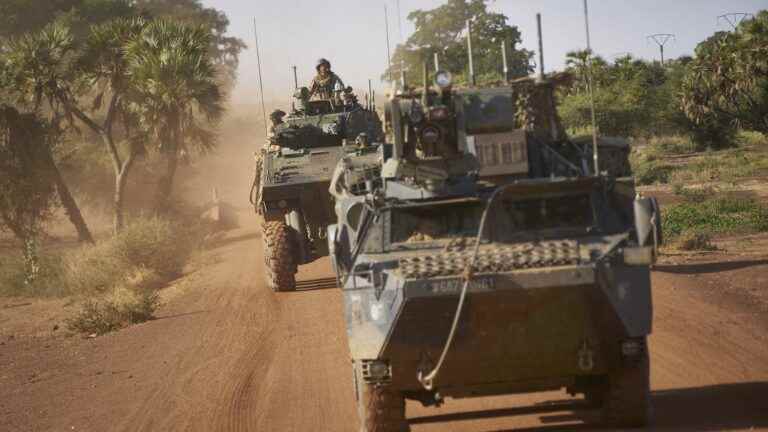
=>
[663,197,768,238]
[0,252,67,297]
[631,154,674,185]
[66,285,160,335]
[737,130,768,148]
[647,135,698,155]
[675,231,717,251]
[63,217,192,294]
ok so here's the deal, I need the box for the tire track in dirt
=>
[3,217,768,432]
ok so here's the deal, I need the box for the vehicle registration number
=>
[428,276,495,294]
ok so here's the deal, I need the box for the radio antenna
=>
[253,18,269,138]
[582,0,599,175]
[368,79,373,110]
[396,0,407,89]
[536,13,545,79]
[467,19,476,86]
[384,4,393,82]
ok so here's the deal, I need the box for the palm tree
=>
[69,17,147,233]
[124,20,223,213]
[1,23,94,243]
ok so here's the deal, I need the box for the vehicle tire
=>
[354,365,409,432]
[261,220,297,292]
[601,340,651,428]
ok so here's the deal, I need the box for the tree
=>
[0,23,95,243]
[0,0,245,90]
[124,20,223,212]
[133,0,246,90]
[383,0,533,85]
[64,18,148,233]
[0,106,58,283]
[681,11,768,147]
[0,0,135,40]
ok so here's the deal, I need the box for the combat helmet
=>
[316,58,331,71]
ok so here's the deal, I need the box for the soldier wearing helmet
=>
[309,58,345,100]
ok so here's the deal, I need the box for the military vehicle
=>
[327,64,660,431]
[251,84,382,291]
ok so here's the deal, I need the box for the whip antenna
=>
[253,18,269,139]
[582,0,599,175]
[384,5,393,82]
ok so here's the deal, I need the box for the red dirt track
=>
[2,216,768,432]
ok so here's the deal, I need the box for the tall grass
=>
[1,216,208,334]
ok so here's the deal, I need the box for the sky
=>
[201,0,767,106]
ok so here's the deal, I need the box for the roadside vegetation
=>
[0,0,242,335]
[0,214,213,334]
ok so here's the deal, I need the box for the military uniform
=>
[308,58,345,100]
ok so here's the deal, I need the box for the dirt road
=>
[3,216,768,432]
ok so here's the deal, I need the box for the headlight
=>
[623,246,653,265]
[435,70,452,89]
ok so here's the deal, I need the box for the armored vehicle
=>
[327,69,661,431]
[251,85,382,291]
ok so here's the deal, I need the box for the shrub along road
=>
[2,215,768,432]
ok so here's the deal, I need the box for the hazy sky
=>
[201,0,767,105]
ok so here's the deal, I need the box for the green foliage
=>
[1,214,204,299]
[125,20,223,155]
[0,22,81,112]
[559,52,691,138]
[66,285,159,335]
[674,231,717,251]
[663,197,768,238]
[737,130,768,148]
[0,251,67,297]
[630,156,674,185]
[681,12,768,143]
[0,106,59,284]
[133,0,246,87]
[0,106,57,240]
[646,135,698,155]
[64,217,192,295]
[0,0,134,40]
[383,0,533,84]
[0,0,244,86]
[632,137,768,186]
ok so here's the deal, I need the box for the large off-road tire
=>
[601,340,651,428]
[354,365,409,432]
[261,220,297,292]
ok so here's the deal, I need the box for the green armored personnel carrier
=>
[251,86,382,291]
[328,64,660,431]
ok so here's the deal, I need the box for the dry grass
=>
[632,131,768,186]
[674,231,717,251]
[2,215,211,334]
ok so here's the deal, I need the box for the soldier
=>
[308,58,345,100]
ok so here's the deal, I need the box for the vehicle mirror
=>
[346,202,364,232]
[633,196,662,249]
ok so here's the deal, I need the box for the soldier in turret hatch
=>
[308,58,345,100]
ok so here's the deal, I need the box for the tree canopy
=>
[0,0,245,86]
[681,11,768,139]
[383,0,533,85]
